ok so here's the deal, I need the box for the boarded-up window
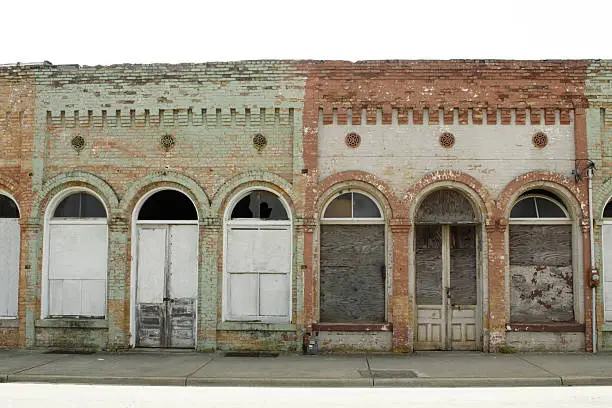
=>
[416,190,476,224]
[603,201,612,322]
[320,192,385,323]
[47,192,107,317]
[509,192,573,323]
[0,194,20,317]
[225,190,291,322]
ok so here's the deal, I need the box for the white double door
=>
[415,225,479,350]
[136,224,198,348]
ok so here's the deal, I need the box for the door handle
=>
[445,287,451,299]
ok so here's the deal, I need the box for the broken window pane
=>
[138,190,197,220]
[353,192,381,218]
[0,195,19,218]
[535,197,567,218]
[54,192,106,218]
[510,197,537,218]
[230,190,288,220]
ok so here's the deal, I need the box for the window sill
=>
[312,323,393,332]
[507,323,584,333]
[218,322,296,332]
[0,319,19,328]
[36,319,109,329]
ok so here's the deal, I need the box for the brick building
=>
[0,60,608,352]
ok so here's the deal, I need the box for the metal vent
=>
[71,135,85,152]
[439,132,455,148]
[253,133,267,150]
[532,131,548,148]
[345,132,361,148]
[160,134,176,151]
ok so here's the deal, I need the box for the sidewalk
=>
[1,350,612,387]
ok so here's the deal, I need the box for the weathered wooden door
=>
[136,224,198,348]
[415,225,478,350]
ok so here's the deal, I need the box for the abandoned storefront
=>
[0,60,601,352]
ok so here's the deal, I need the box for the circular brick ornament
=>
[532,131,548,148]
[160,134,176,151]
[71,135,85,152]
[345,132,361,148]
[253,133,267,150]
[439,132,455,148]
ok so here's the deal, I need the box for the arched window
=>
[604,201,612,219]
[138,190,197,221]
[45,191,108,318]
[320,191,385,323]
[224,189,292,322]
[0,193,20,317]
[509,189,574,324]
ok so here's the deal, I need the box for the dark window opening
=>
[0,195,19,218]
[230,190,288,220]
[604,201,612,218]
[138,190,197,221]
[54,192,106,218]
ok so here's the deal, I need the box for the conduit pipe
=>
[588,166,597,353]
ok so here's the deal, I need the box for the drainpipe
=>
[588,166,597,353]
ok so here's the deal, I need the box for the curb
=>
[186,377,372,387]
[7,375,186,386]
[562,376,612,386]
[372,377,562,387]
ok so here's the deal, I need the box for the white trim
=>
[41,186,109,319]
[321,190,384,221]
[222,186,293,323]
[129,186,200,348]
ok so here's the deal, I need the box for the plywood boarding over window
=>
[509,224,573,323]
[0,219,19,316]
[320,224,385,322]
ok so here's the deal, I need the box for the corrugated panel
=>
[450,226,477,306]
[320,224,385,322]
[415,190,475,224]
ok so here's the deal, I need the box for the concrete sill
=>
[506,322,584,332]
[35,319,109,329]
[0,319,19,328]
[312,323,393,332]
[217,322,296,332]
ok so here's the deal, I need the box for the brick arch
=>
[211,171,297,218]
[594,177,612,220]
[316,171,403,219]
[406,170,491,222]
[498,171,586,220]
[32,171,119,219]
[121,170,210,219]
[0,173,19,197]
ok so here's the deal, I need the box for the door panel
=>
[136,225,197,348]
[416,225,478,351]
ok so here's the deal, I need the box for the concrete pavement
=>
[1,350,611,387]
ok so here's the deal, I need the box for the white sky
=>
[2,0,611,65]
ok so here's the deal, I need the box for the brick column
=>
[299,218,316,332]
[390,219,412,352]
[197,217,221,351]
[486,217,507,351]
[19,217,41,348]
[106,215,129,350]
